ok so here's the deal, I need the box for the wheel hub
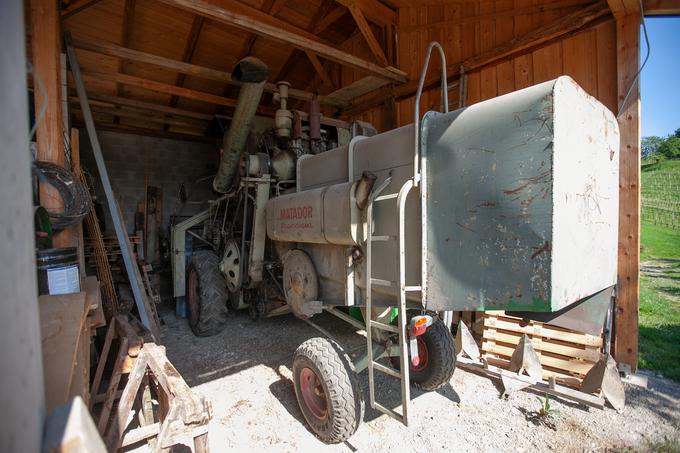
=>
[299,367,328,421]
[220,240,242,292]
[283,250,320,319]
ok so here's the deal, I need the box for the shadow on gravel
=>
[162,306,463,432]
[624,373,680,424]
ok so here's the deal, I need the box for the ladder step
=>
[370,235,396,242]
[373,193,399,202]
[369,320,399,333]
[404,285,422,292]
[372,402,405,423]
[370,278,394,287]
[372,361,402,378]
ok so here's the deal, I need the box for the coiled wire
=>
[33,161,92,229]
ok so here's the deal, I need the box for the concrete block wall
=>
[80,130,219,238]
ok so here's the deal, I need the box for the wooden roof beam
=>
[78,70,244,109]
[71,37,347,107]
[274,0,337,89]
[335,0,396,26]
[70,117,212,142]
[73,93,214,121]
[305,52,336,89]
[311,4,348,34]
[642,0,680,15]
[346,1,389,67]
[399,0,596,33]
[155,0,407,83]
[60,0,106,19]
[342,1,612,116]
[237,0,288,61]
[69,101,207,129]
[169,16,205,109]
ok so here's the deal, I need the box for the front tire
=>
[186,251,228,336]
[392,318,456,390]
[292,337,363,443]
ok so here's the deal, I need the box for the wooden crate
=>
[481,311,603,388]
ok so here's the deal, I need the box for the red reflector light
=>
[412,355,420,367]
[412,324,427,337]
[410,315,432,337]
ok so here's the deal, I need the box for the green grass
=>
[640,223,680,261]
[638,158,680,380]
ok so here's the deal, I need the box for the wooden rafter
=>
[335,0,396,26]
[398,0,595,33]
[70,118,212,142]
[305,51,335,89]
[311,4,348,34]
[155,0,407,83]
[275,0,341,86]
[345,0,388,67]
[70,94,214,121]
[79,70,242,109]
[343,1,612,116]
[70,102,207,129]
[114,0,136,124]
[168,16,205,109]
[60,0,106,18]
[237,0,288,61]
[71,37,347,107]
[643,0,680,15]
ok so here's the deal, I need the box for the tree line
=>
[642,128,680,160]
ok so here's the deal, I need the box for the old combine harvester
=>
[172,43,621,443]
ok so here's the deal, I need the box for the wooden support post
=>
[31,0,69,246]
[613,12,641,372]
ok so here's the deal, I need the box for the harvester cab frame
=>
[172,41,621,443]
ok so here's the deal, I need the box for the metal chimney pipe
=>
[213,57,269,193]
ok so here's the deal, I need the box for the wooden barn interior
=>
[2,0,679,450]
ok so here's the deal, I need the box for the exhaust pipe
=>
[213,57,269,193]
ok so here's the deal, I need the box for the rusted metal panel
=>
[423,76,619,312]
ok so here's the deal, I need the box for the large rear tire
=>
[292,337,363,444]
[186,250,228,337]
[392,318,456,390]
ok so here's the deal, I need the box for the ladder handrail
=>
[365,176,415,426]
[396,178,415,424]
[413,41,448,186]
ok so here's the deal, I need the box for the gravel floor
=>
[159,308,680,452]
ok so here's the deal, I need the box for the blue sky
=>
[641,17,680,138]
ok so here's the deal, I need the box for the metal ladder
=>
[364,41,449,426]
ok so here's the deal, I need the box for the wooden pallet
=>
[481,311,603,388]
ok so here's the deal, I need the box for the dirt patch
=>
[159,309,680,452]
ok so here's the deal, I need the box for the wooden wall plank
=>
[462,2,480,105]
[513,0,534,90]
[479,1,498,102]
[495,0,515,95]
[563,30,599,96]
[595,20,618,112]
[532,42,563,84]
